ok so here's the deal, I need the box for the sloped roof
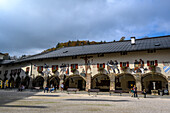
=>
[4,35,170,64]
[0,60,14,65]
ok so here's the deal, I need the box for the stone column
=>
[86,73,91,91]
[135,74,142,91]
[43,76,48,88]
[168,76,170,94]
[59,74,64,90]
[109,73,115,90]
[28,77,33,88]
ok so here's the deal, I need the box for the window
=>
[147,49,156,53]
[26,67,30,72]
[71,64,78,69]
[98,53,104,57]
[147,60,158,66]
[97,63,105,68]
[52,65,58,73]
[53,58,58,60]
[120,52,127,55]
[5,70,8,74]
[37,66,43,72]
[120,62,129,67]
[72,56,77,59]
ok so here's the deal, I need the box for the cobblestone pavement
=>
[0,89,170,113]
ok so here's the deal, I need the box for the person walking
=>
[44,85,49,93]
[60,83,64,92]
[133,85,137,97]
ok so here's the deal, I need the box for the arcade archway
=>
[15,76,21,88]
[92,74,110,91]
[115,74,135,92]
[8,76,14,88]
[22,76,30,88]
[142,73,168,94]
[49,76,60,89]
[64,75,86,90]
[34,76,44,89]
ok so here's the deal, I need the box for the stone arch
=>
[8,76,15,88]
[33,76,44,89]
[64,74,86,90]
[92,74,110,91]
[48,76,60,89]
[115,73,136,92]
[22,76,30,88]
[142,72,168,94]
[15,76,21,88]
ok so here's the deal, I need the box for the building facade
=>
[0,36,170,94]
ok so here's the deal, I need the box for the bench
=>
[67,88,78,94]
[137,91,143,94]
[88,89,100,95]
[31,87,40,92]
[109,90,123,96]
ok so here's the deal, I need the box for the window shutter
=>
[76,64,78,69]
[103,63,105,68]
[26,67,29,72]
[155,60,158,66]
[52,65,54,70]
[41,66,43,71]
[71,64,73,69]
[120,62,122,67]
[37,66,39,71]
[97,63,99,68]
[147,61,150,66]
[127,62,129,67]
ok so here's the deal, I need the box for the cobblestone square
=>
[0,90,170,113]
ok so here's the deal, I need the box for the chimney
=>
[131,37,136,45]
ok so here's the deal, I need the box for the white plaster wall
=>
[1,49,170,80]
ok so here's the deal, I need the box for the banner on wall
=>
[163,61,170,73]
[163,66,170,73]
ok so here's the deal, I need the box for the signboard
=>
[0,80,2,88]
[5,80,8,87]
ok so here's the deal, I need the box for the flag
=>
[163,66,170,73]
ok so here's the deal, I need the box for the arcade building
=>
[0,35,170,94]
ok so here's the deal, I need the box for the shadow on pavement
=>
[0,90,39,107]
[65,99,130,102]
[33,95,60,97]
[0,105,48,108]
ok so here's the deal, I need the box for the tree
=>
[119,37,125,41]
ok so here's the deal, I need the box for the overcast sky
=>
[0,0,170,57]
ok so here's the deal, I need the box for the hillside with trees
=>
[41,40,111,53]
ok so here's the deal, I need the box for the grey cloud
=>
[0,0,170,56]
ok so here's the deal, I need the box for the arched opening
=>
[34,76,44,89]
[22,76,30,89]
[8,77,14,88]
[92,74,110,91]
[115,74,135,92]
[64,75,86,90]
[142,73,168,94]
[15,76,21,88]
[48,76,60,89]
